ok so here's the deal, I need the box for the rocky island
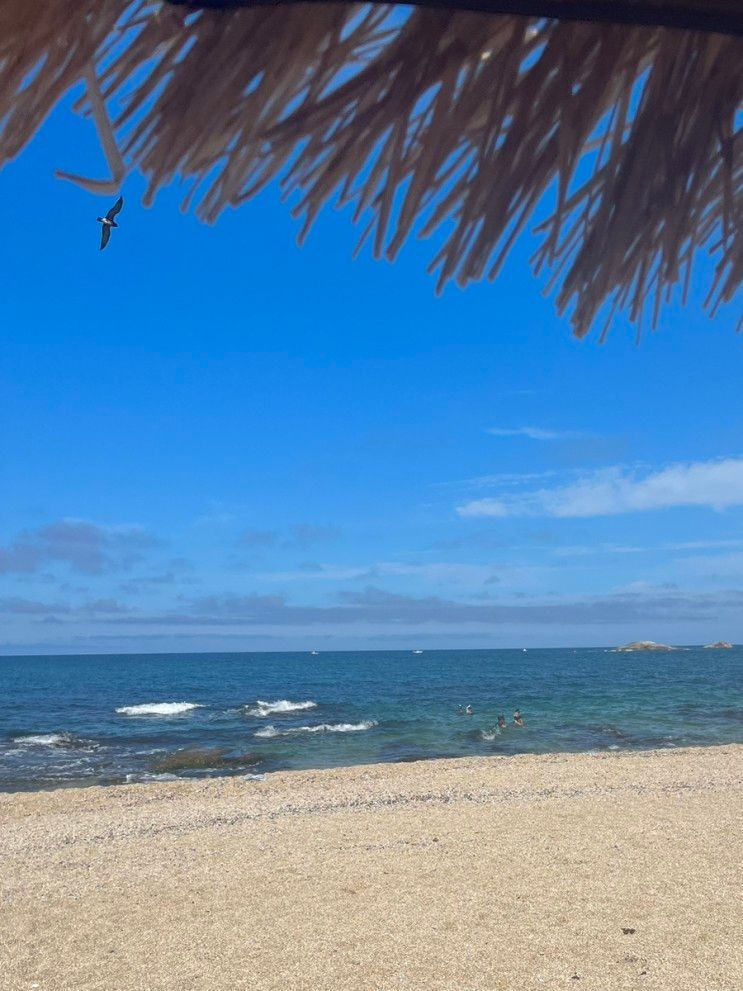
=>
[703,641,733,649]
[614,640,676,652]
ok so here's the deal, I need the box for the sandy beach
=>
[2,745,741,991]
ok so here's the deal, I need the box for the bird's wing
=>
[100,224,111,250]
[106,196,124,220]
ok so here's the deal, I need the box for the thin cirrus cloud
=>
[255,561,499,585]
[238,524,340,549]
[487,426,582,441]
[457,458,743,519]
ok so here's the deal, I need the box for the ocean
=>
[1,647,741,792]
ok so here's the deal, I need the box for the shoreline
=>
[2,744,742,989]
[3,735,742,796]
[3,741,741,826]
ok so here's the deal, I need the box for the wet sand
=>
[2,745,742,991]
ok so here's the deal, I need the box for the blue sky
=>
[1,81,743,654]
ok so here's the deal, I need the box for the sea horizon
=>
[0,638,735,659]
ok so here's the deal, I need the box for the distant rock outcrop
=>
[703,641,733,649]
[614,640,675,653]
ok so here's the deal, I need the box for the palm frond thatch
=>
[1,1,741,337]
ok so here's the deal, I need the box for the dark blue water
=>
[1,648,741,791]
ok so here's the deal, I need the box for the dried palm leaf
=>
[0,0,740,336]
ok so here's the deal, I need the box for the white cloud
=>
[457,458,743,519]
[487,426,580,441]
[457,498,512,518]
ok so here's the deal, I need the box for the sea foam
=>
[254,720,377,739]
[13,733,68,747]
[116,702,204,716]
[245,699,317,717]
[12,732,99,751]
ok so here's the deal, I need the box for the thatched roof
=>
[1,1,741,336]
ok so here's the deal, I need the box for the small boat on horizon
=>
[310,650,319,656]
[412,649,423,655]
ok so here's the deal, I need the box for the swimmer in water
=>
[513,709,524,727]
[497,714,507,730]
[465,704,474,716]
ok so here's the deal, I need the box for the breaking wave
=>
[14,733,68,747]
[254,720,377,739]
[245,699,317,717]
[12,732,99,751]
[115,702,204,716]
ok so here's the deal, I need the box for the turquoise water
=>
[1,647,741,791]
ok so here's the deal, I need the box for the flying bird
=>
[97,196,123,250]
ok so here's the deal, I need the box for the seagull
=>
[97,196,123,250]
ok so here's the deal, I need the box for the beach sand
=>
[2,745,741,991]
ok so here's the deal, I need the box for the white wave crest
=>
[255,720,377,739]
[245,699,317,717]
[116,702,204,716]
[13,733,68,747]
[12,732,99,750]
[480,729,501,741]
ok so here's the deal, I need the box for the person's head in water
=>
[497,714,506,728]
[513,709,524,726]
[465,704,474,715]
